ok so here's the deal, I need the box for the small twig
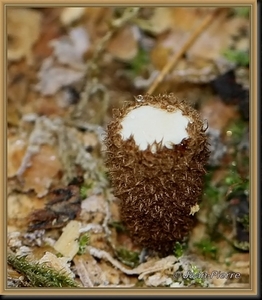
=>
[74,7,141,120]
[147,8,220,95]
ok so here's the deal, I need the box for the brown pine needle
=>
[147,8,221,95]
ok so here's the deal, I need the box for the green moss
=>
[194,238,218,260]
[223,49,249,67]
[173,264,209,288]
[233,240,249,251]
[237,214,249,231]
[232,7,250,18]
[128,47,149,76]
[203,168,226,206]
[108,220,126,233]
[173,241,187,258]
[224,169,248,189]
[226,119,247,145]
[186,264,209,287]
[7,253,79,288]
[77,233,90,255]
[134,279,145,287]
[115,247,140,267]
[80,183,93,199]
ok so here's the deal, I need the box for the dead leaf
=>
[60,7,86,26]
[19,144,62,197]
[49,26,90,67]
[7,8,42,65]
[39,251,75,278]
[150,45,170,70]
[8,193,46,231]
[150,8,248,83]
[200,96,240,131]
[8,137,27,178]
[144,7,211,35]
[84,7,113,41]
[107,25,138,61]
[30,8,65,61]
[227,253,250,276]
[28,181,82,231]
[35,57,85,96]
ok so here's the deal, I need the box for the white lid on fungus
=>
[120,105,191,153]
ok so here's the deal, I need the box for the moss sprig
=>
[7,253,79,288]
[77,233,90,255]
[173,241,188,258]
[115,247,140,268]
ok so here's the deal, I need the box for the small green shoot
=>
[173,241,187,258]
[80,183,93,199]
[77,233,90,255]
[115,247,140,267]
[173,264,209,287]
[128,47,149,76]
[223,49,249,67]
[108,221,126,233]
[194,238,218,260]
[226,120,247,145]
[187,264,209,287]
[202,169,225,209]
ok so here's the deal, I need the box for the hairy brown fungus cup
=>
[105,94,210,254]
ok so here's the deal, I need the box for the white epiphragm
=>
[120,106,191,152]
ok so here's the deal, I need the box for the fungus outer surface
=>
[120,105,191,152]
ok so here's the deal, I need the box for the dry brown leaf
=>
[150,45,170,70]
[84,7,113,41]
[34,96,68,117]
[227,253,250,276]
[107,25,138,61]
[39,251,75,278]
[28,182,82,231]
[145,7,211,35]
[8,137,27,178]
[150,8,248,83]
[50,27,90,67]
[7,106,21,127]
[188,11,248,60]
[35,57,85,96]
[35,26,89,96]
[7,8,42,64]
[19,144,62,197]
[152,8,247,60]
[60,7,86,26]
[33,16,61,60]
[8,193,46,231]
[7,71,29,104]
[200,96,240,131]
